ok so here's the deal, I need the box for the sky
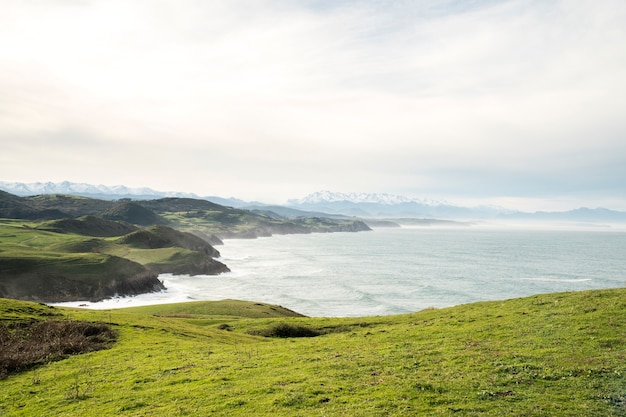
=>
[1,0,625,211]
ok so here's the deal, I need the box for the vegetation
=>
[0,191,371,239]
[0,320,116,380]
[0,190,370,302]
[35,215,138,237]
[0,189,371,303]
[1,288,624,416]
[0,299,116,380]
[0,218,226,302]
[2,190,623,414]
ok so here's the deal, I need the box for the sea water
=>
[58,226,626,317]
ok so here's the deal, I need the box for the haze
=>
[1,0,625,211]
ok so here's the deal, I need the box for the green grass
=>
[1,289,624,416]
[0,219,225,301]
[123,299,305,319]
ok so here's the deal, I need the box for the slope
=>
[0,218,227,302]
[0,288,624,416]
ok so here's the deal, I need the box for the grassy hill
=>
[0,190,370,301]
[0,218,227,302]
[0,191,371,239]
[35,215,138,237]
[1,289,624,416]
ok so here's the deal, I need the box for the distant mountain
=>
[288,191,626,223]
[505,207,626,223]
[288,191,508,219]
[0,181,196,199]
[290,190,441,205]
[4,182,626,224]
[0,181,248,207]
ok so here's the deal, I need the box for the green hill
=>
[0,191,354,302]
[0,219,226,302]
[100,201,164,226]
[35,215,138,237]
[0,289,624,416]
[115,225,220,256]
[0,191,370,238]
[0,250,162,302]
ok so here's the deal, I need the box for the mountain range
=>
[288,191,626,223]
[0,181,247,207]
[2,181,626,223]
[288,190,445,206]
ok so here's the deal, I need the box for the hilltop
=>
[0,288,624,415]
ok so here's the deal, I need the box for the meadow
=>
[1,288,624,416]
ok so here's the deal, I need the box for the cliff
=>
[0,254,165,303]
[0,219,227,302]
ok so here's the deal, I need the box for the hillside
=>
[136,197,371,238]
[100,201,164,226]
[0,218,227,302]
[0,289,624,415]
[0,191,371,239]
[111,225,228,275]
[35,215,138,237]
[0,191,369,303]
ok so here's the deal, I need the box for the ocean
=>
[58,225,626,317]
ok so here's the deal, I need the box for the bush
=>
[249,323,321,338]
[0,320,117,379]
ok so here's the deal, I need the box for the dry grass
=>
[0,320,116,379]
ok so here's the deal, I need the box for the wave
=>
[520,277,592,283]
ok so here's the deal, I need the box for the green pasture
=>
[1,288,624,416]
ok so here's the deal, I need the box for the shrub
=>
[0,320,117,379]
[249,323,321,338]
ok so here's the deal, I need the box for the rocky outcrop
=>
[145,255,230,276]
[94,271,166,301]
[189,230,224,246]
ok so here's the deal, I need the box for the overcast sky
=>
[1,0,625,210]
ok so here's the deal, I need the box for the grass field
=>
[1,288,624,416]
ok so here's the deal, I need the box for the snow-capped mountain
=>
[0,181,250,207]
[286,190,565,220]
[289,191,444,206]
[0,181,201,199]
[286,190,482,218]
[286,191,626,222]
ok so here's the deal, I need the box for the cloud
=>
[1,0,625,208]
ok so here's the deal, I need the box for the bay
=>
[58,226,626,317]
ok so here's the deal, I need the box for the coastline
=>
[52,227,626,316]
